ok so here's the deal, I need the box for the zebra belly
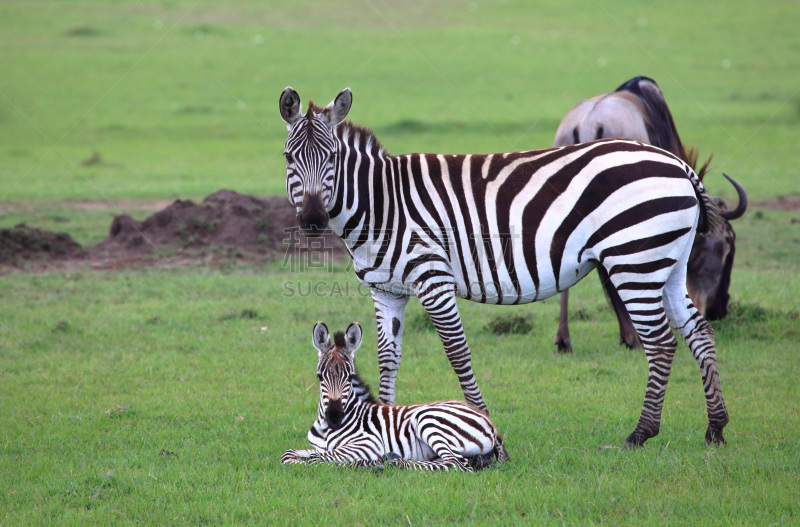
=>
[453,256,597,304]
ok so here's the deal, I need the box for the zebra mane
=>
[304,99,387,158]
[336,120,388,158]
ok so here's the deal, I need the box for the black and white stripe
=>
[278,88,729,447]
[282,323,508,471]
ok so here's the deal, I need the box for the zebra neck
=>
[327,126,393,248]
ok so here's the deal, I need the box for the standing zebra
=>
[282,322,508,471]
[279,87,729,447]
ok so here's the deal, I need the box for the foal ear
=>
[322,88,352,128]
[279,87,303,130]
[344,322,362,354]
[312,322,329,354]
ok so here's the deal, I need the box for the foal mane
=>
[331,331,377,404]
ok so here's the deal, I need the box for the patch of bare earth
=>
[753,194,800,212]
[0,190,346,272]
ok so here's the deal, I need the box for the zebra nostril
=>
[298,196,329,237]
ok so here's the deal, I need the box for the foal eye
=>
[316,373,322,381]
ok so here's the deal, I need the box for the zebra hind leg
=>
[606,277,678,448]
[662,264,729,445]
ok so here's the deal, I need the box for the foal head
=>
[311,322,363,430]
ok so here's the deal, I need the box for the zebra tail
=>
[687,166,725,238]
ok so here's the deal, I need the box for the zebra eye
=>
[348,374,355,381]
[283,152,294,163]
[316,373,322,381]
[328,153,336,163]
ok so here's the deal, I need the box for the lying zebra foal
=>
[282,322,508,472]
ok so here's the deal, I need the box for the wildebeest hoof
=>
[555,338,573,354]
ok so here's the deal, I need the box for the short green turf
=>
[1,1,799,525]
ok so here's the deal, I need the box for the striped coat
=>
[279,88,729,447]
[282,323,508,471]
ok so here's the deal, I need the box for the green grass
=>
[0,0,798,204]
[1,261,799,525]
[1,0,800,524]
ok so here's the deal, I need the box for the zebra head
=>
[312,321,362,431]
[279,87,352,237]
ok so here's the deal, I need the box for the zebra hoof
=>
[372,452,401,471]
[622,433,649,449]
[704,428,727,446]
[381,452,402,464]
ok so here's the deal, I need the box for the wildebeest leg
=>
[598,266,642,349]
[371,290,410,406]
[554,290,574,353]
[662,259,728,445]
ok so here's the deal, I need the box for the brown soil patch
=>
[753,194,800,212]
[1,190,347,271]
[0,225,84,264]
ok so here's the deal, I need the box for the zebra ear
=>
[323,88,352,128]
[344,322,362,354]
[312,322,329,354]
[280,87,302,130]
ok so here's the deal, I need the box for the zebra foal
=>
[278,87,729,447]
[281,322,508,471]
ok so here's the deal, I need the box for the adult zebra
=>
[282,322,507,471]
[279,87,729,447]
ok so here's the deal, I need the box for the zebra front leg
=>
[281,448,319,464]
[416,284,487,412]
[371,290,410,405]
[289,446,381,467]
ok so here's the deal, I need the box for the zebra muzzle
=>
[325,399,345,430]
[298,193,329,237]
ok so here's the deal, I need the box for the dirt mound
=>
[1,190,348,271]
[90,189,347,266]
[0,224,84,264]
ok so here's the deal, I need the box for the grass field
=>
[1,1,799,525]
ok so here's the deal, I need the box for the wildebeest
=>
[553,76,747,353]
